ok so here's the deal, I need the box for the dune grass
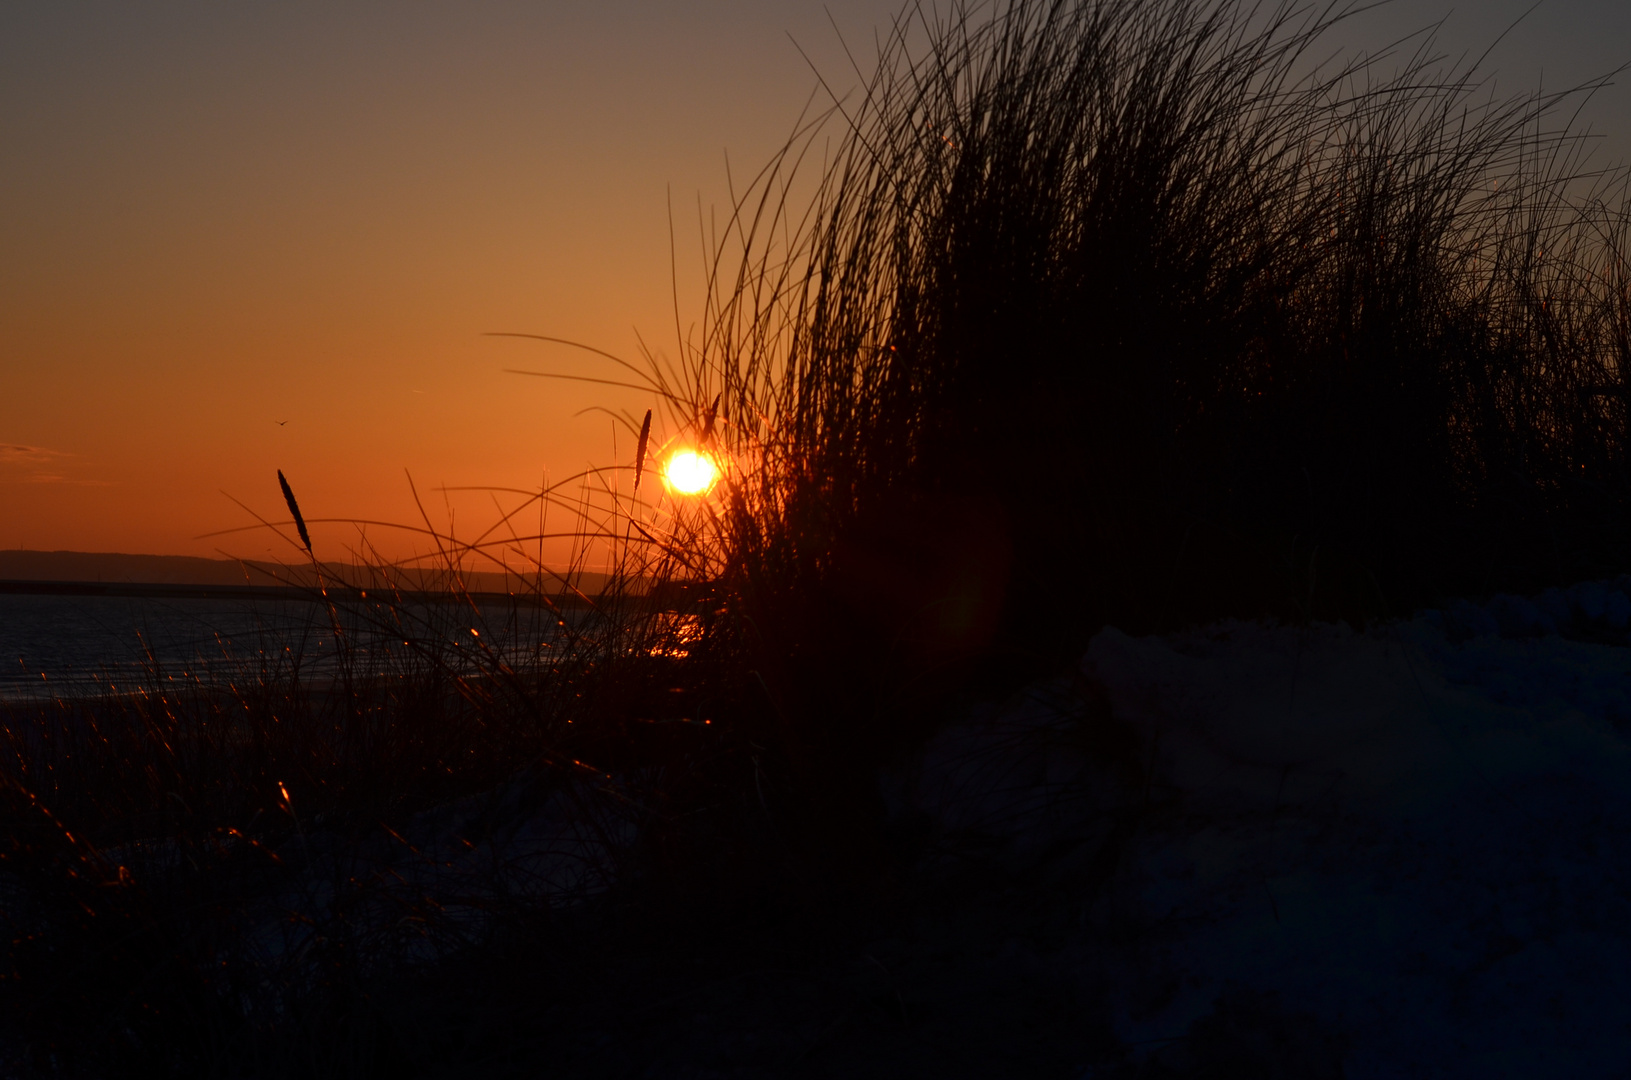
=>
[7,0,1631,1073]
[686,0,1631,656]
[556,0,1631,883]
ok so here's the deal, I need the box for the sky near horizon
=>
[3,0,1629,567]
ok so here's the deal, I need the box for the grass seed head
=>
[277,469,313,554]
[634,408,653,492]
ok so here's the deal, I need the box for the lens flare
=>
[662,449,719,495]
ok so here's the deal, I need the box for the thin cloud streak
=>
[0,443,110,486]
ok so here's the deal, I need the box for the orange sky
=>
[4,1,1628,569]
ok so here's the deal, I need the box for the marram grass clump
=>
[671,0,1631,677]
[598,0,1631,869]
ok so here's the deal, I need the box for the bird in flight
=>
[275,420,288,426]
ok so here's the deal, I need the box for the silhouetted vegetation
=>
[694,0,1631,667]
[6,0,1631,1074]
[594,0,1631,888]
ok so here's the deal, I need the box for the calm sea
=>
[0,592,560,702]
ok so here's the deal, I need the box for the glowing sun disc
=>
[662,449,719,495]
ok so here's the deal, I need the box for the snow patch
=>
[1083,615,1631,1076]
[895,579,1631,1075]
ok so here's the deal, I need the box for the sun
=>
[661,448,719,495]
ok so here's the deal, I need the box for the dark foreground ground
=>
[379,589,1631,1079]
[9,583,1630,1078]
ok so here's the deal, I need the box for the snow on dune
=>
[900,583,1631,1076]
[1089,617,1631,1075]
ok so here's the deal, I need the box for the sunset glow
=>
[0,4,898,564]
[662,449,719,496]
[1,3,1623,568]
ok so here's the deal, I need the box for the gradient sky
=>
[3,1,1628,567]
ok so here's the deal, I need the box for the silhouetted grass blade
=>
[634,408,652,492]
[277,469,313,554]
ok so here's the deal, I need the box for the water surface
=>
[0,592,563,701]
